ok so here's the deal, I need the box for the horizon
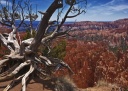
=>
[32,17,128,22]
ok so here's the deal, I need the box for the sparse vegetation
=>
[47,40,66,59]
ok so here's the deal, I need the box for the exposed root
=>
[0,59,9,66]
[0,62,20,77]
[22,64,35,91]
[39,55,52,65]
[0,60,31,81]
[0,56,73,91]
[0,59,9,75]
[3,74,25,91]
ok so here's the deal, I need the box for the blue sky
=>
[1,0,128,21]
[34,0,128,21]
[86,0,128,21]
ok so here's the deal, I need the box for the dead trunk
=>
[30,0,61,52]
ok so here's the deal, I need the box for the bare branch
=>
[67,9,85,18]
[17,0,26,29]
[38,11,47,15]
[30,0,63,52]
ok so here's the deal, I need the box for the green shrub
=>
[23,30,36,40]
[43,40,66,60]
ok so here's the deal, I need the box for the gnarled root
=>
[22,64,35,91]
[0,59,9,66]
[0,62,20,77]
[0,60,31,81]
[2,60,35,91]
[0,53,73,91]
[3,74,25,91]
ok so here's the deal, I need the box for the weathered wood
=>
[30,0,61,52]
[0,34,14,52]
[22,64,35,91]
[20,38,34,55]
[7,25,20,53]
[39,55,52,65]
[0,60,30,81]
[0,62,20,77]
[3,74,25,91]
[0,59,9,66]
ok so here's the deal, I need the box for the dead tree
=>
[0,0,29,45]
[25,0,38,36]
[0,0,87,91]
[0,0,38,35]
[0,0,27,29]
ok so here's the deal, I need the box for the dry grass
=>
[96,80,118,87]
[83,80,122,91]
[54,76,77,91]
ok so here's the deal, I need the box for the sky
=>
[0,0,128,21]
[86,0,128,21]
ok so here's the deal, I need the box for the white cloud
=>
[0,0,7,5]
[86,0,128,18]
[104,0,125,6]
[0,0,12,7]
[73,0,128,21]
[109,5,128,11]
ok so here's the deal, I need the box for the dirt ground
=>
[0,77,118,91]
[0,77,56,91]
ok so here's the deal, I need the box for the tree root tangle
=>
[0,53,73,91]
